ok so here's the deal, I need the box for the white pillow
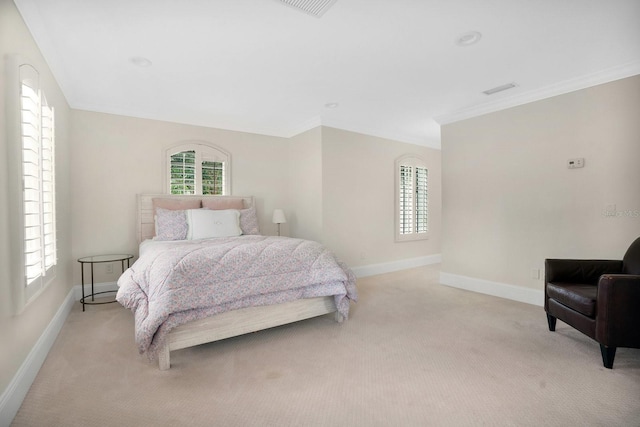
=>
[186,209,242,240]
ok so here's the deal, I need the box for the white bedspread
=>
[117,235,357,358]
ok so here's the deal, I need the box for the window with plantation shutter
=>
[20,64,56,289]
[396,155,428,241]
[170,150,196,194]
[202,160,224,195]
[166,142,230,195]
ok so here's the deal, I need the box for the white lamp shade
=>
[272,209,287,224]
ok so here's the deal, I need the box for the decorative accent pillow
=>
[186,209,242,240]
[201,198,244,210]
[154,208,188,241]
[151,198,201,237]
[239,206,260,235]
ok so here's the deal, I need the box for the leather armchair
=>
[544,237,640,368]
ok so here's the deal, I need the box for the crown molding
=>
[318,117,441,149]
[434,61,640,125]
[283,115,323,138]
[70,102,298,139]
[73,102,442,149]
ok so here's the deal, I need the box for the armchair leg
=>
[599,344,616,369]
[546,314,557,331]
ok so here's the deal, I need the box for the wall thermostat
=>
[567,158,585,169]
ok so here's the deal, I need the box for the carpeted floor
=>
[11,265,640,426]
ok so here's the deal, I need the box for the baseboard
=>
[352,254,441,278]
[439,272,544,307]
[0,287,75,427]
[0,281,119,426]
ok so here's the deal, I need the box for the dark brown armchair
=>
[544,237,640,368]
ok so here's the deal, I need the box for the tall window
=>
[20,64,56,289]
[166,142,230,195]
[396,155,428,241]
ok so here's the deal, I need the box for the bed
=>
[116,194,357,370]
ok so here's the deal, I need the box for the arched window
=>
[164,142,231,195]
[395,155,428,242]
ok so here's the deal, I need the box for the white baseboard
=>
[352,254,441,278]
[0,288,75,427]
[439,272,544,307]
[0,281,119,426]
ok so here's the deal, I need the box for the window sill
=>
[395,233,430,243]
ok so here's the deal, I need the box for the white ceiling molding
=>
[12,0,640,147]
[71,101,297,140]
[320,117,441,150]
[283,115,323,138]
[435,61,640,125]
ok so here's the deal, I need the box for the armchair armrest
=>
[545,259,623,285]
[596,274,640,347]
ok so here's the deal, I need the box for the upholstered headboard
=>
[137,194,255,244]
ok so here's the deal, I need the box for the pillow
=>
[186,209,242,240]
[239,206,260,235]
[152,198,201,237]
[154,208,188,241]
[152,198,201,215]
[201,198,244,210]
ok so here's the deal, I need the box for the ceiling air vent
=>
[277,0,338,17]
[482,83,518,95]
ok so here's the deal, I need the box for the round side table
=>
[78,254,133,311]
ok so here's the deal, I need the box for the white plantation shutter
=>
[396,156,428,241]
[415,167,428,233]
[41,100,56,270]
[399,165,414,235]
[202,160,224,195]
[170,150,196,194]
[20,64,56,287]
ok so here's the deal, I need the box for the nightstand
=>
[78,254,133,311]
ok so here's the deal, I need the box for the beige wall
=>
[321,127,442,266]
[70,117,441,282]
[288,126,323,242]
[0,0,73,394]
[441,75,640,291]
[69,110,291,285]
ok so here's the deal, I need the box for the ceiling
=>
[14,0,640,149]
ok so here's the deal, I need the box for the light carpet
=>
[11,265,640,426]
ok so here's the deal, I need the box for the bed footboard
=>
[158,343,171,371]
[158,296,340,370]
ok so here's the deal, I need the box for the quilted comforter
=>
[116,235,357,358]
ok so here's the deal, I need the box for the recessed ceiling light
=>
[130,56,152,67]
[324,102,339,109]
[455,31,482,47]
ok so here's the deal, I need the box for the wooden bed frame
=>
[137,194,341,370]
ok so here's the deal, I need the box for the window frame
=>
[164,141,231,195]
[17,62,57,303]
[395,154,429,242]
